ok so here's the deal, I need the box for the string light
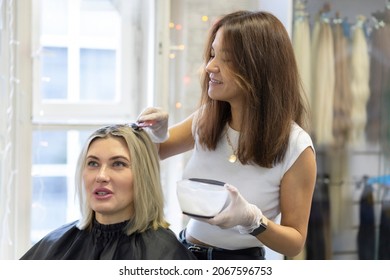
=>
[183,75,191,85]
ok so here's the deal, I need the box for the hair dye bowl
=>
[176,178,229,218]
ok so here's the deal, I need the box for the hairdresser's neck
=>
[229,101,242,131]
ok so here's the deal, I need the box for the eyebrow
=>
[210,45,229,54]
[86,155,131,162]
[111,156,131,162]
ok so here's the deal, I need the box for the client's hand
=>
[137,107,169,143]
[207,184,263,234]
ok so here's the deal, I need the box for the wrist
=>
[237,205,264,235]
[249,216,268,236]
[144,128,169,143]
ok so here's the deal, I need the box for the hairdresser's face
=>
[83,136,134,225]
[206,28,242,106]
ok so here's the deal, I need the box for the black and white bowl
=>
[176,178,229,218]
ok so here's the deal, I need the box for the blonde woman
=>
[20,124,196,260]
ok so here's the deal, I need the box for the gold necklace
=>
[226,131,237,163]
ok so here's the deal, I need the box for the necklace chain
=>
[226,131,237,163]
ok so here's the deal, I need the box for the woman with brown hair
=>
[138,10,317,260]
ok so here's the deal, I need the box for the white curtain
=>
[0,0,17,260]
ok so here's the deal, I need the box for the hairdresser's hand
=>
[137,107,169,143]
[207,184,263,234]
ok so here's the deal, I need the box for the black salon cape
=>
[20,220,196,260]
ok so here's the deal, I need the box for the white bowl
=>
[176,178,229,218]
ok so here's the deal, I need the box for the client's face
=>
[83,136,134,224]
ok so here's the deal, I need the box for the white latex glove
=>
[137,107,169,143]
[207,184,263,234]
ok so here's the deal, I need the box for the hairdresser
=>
[138,11,316,260]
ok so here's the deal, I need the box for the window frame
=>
[31,0,153,125]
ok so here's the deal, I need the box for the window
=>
[32,0,146,124]
[31,129,92,243]
[29,0,155,245]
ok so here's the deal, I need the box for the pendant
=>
[229,154,237,163]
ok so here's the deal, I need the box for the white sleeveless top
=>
[182,122,314,250]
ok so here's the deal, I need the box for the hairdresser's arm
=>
[258,147,316,257]
[159,113,195,160]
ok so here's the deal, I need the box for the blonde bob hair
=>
[75,124,169,235]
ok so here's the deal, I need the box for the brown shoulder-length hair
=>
[196,10,309,168]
